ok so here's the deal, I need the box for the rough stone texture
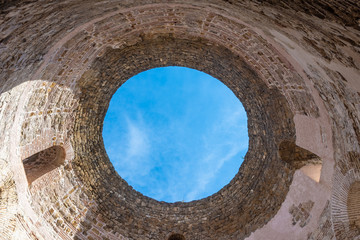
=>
[347,181,360,232]
[0,0,359,239]
[289,200,314,228]
[307,201,335,240]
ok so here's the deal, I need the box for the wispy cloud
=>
[184,141,242,201]
[184,108,248,201]
[125,117,150,160]
[110,114,154,186]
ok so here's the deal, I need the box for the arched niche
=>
[22,145,66,185]
[168,233,186,240]
[279,140,322,182]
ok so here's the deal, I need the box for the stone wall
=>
[0,0,359,239]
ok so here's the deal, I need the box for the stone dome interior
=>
[0,1,359,239]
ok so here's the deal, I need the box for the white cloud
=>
[185,144,241,201]
[184,106,248,201]
[126,118,150,159]
[114,115,153,185]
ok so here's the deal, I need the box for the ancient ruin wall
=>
[0,1,359,239]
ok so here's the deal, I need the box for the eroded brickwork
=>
[0,164,18,239]
[307,201,335,240]
[289,200,314,228]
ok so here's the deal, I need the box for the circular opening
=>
[73,27,297,238]
[103,67,249,203]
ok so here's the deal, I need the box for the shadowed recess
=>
[168,233,186,240]
[279,140,322,169]
[22,146,66,185]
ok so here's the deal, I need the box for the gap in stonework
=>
[102,66,248,203]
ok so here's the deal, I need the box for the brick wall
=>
[0,0,359,239]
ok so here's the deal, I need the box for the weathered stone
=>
[0,1,359,240]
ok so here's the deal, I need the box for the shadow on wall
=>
[167,233,186,240]
[279,140,322,182]
[22,146,66,185]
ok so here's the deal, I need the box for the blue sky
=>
[102,66,248,203]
